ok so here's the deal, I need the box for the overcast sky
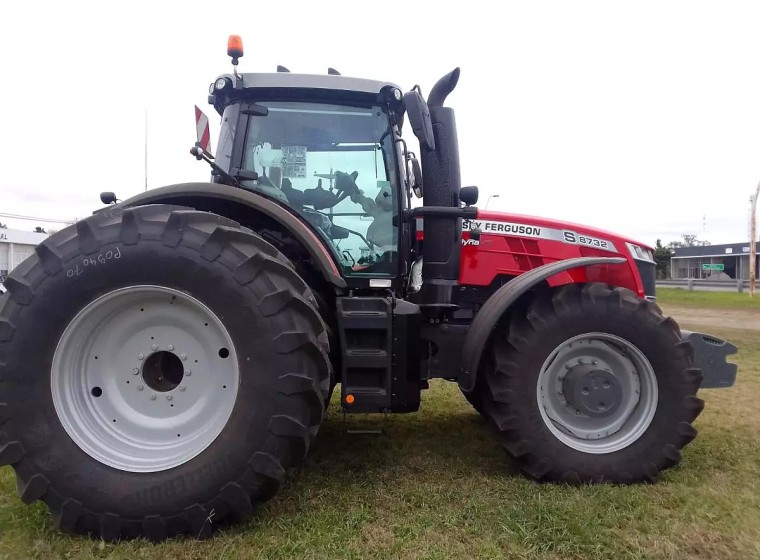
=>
[1,0,759,245]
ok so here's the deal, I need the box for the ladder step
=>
[337,297,393,412]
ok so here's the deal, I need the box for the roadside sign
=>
[702,264,724,271]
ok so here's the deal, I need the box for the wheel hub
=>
[142,351,184,392]
[562,364,623,418]
[537,333,658,454]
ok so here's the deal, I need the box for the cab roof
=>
[209,72,402,115]
[230,72,399,93]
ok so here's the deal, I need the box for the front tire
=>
[479,283,703,483]
[0,205,330,539]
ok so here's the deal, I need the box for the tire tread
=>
[478,282,703,483]
[0,204,331,539]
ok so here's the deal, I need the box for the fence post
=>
[737,279,744,293]
[687,278,694,291]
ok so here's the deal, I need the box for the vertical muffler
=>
[420,68,462,303]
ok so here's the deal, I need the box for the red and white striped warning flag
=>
[194,106,212,155]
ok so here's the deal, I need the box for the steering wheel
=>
[334,170,361,199]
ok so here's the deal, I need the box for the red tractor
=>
[0,37,737,540]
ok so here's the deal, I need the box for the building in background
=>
[0,229,49,283]
[670,241,758,280]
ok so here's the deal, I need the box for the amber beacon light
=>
[227,35,244,60]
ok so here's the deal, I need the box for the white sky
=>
[1,0,759,245]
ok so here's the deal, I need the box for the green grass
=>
[657,287,760,309]
[0,327,757,559]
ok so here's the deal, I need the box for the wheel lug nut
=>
[167,345,174,351]
[138,384,144,391]
[151,344,158,351]
[150,393,157,400]
[185,370,191,376]
[577,358,584,364]
[179,385,186,391]
[592,360,598,365]
[138,354,145,360]
[166,395,173,401]
[132,368,139,375]
[575,409,581,415]
[565,364,571,370]
[180,353,187,361]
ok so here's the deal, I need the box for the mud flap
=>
[682,331,738,388]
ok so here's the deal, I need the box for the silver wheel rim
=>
[536,332,658,454]
[52,286,239,472]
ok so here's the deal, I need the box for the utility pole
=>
[485,194,500,209]
[750,180,760,296]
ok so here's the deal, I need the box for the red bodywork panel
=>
[420,210,651,298]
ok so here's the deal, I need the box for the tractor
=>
[0,36,737,540]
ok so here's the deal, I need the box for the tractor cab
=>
[208,77,407,280]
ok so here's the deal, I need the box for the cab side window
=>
[240,102,399,276]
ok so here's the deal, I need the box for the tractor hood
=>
[469,210,654,255]
[454,209,657,297]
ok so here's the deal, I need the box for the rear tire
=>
[479,283,703,483]
[0,205,330,539]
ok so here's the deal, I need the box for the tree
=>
[34,226,47,234]
[667,234,711,249]
[654,239,673,279]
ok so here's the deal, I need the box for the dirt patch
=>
[661,305,760,332]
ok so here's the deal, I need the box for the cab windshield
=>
[239,101,399,276]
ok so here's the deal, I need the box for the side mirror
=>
[459,186,479,206]
[408,156,424,198]
[403,89,436,151]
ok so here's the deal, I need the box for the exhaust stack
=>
[421,68,462,303]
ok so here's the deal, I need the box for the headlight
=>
[626,242,654,262]
[214,78,229,91]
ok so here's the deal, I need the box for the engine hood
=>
[456,209,655,296]
[470,210,653,253]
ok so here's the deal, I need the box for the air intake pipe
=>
[421,68,462,303]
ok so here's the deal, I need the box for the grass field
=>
[657,287,760,309]
[0,294,757,559]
